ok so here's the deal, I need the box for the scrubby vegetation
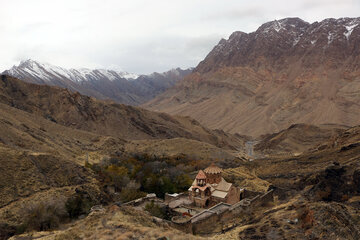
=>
[65,190,95,219]
[22,200,66,231]
[144,200,169,219]
[4,190,101,237]
[10,198,68,236]
[86,154,195,200]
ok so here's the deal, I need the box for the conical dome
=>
[204,163,222,174]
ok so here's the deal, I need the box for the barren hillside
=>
[0,75,245,150]
[145,17,360,136]
[254,123,348,155]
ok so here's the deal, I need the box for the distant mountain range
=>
[144,17,360,136]
[3,59,192,105]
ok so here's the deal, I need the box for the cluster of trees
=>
[86,154,194,201]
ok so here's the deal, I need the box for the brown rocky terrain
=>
[2,79,357,240]
[0,97,239,166]
[9,206,203,240]
[1,74,359,239]
[8,125,360,239]
[145,17,360,136]
[0,75,248,239]
[0,75,245,150]
[254,123,347,156]
[124,138,241,162]
[0,142,104,238]
[223,125,360,239]
[250,125,360,189]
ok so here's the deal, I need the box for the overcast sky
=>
[0,0,359,74]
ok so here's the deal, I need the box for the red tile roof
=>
[192,185,210,191]
[196,170,207,179]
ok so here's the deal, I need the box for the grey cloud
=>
[0,0,359,74]
[203,7,264,21]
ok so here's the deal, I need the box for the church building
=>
[188,163,244,208]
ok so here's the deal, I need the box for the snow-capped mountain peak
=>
[7,59,140,83]
[201,17,360,68]
[2,59,193,105]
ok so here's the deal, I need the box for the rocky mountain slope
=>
[234,125,360,239]
[145,17,360,136]
[254,123,348,156]
[0,75,244,150]
[3,59,192,105]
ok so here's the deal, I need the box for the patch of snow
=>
[292,33,305,46]
[105,65,139,80]
[293,36,301,46]
[20,60,54,81]
[120,72,139,80]
[344,24,358,40]
[213,39,227,55]
[69,68,93,82]
[273,20,284,32]
[311,40,317,45]
[328,32,334,45]
[262,20,285,33]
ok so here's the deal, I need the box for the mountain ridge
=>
[3,59,192,105]
[144,17,360,136]
[0,74,245,150]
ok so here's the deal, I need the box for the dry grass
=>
[223,166,270,192]
[11,206,204,240]
[124,138,238,161]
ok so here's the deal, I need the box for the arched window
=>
[195,188,199,196]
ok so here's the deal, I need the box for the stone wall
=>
[164,192,187,204]
[190,200,252,234]
[243,189,262,199]
[172,189,274,235]
[123,190,274,235]
[250,189,274,207]
[119,193,158,207]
